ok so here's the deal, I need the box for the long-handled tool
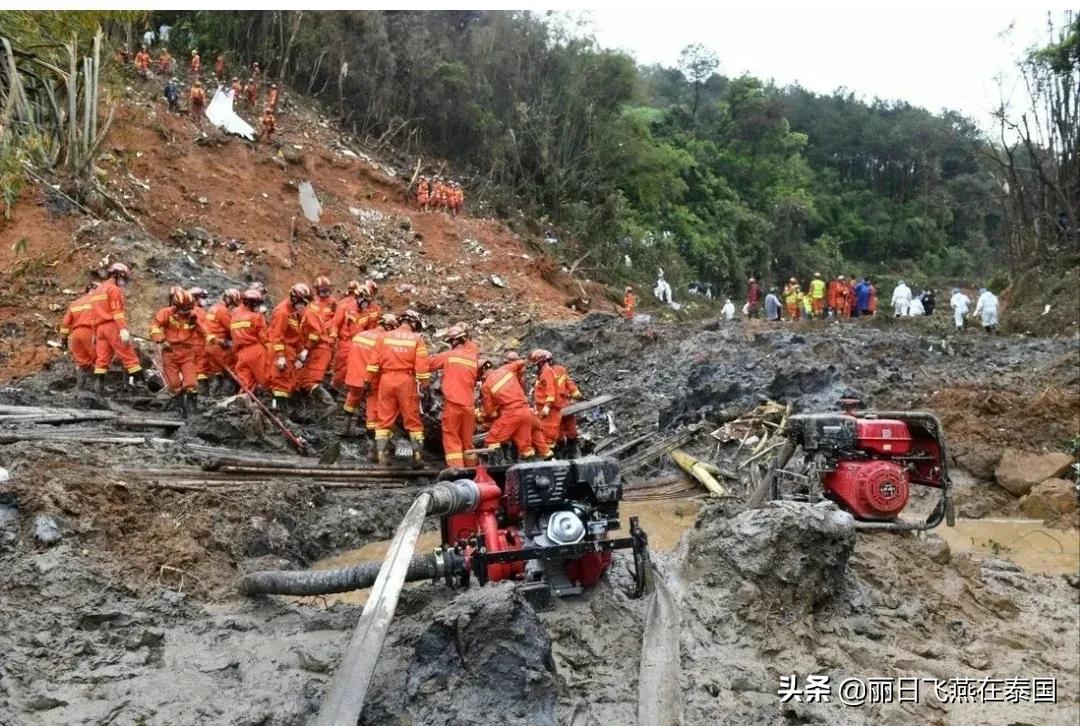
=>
[223,365,309,455]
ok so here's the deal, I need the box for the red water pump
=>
[757,401,954,530]
[435,456,650,597]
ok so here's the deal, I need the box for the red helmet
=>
[315,275,332,295]
[107,262,132,280]
[171,287,195,311]
[222,288,241,306]
[289,282,313,304]
[378,312,399,329]
[528,349,552,365]
[241,288,264,304]
[400,309,423,331]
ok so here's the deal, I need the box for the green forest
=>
[3,10,1077,294]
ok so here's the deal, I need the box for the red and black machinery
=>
[433,456,650,597]
[751,400,955,531]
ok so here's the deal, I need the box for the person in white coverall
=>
[721,298,735,321]
[974,288,998,333]
[907,296,925,316]
[949,288,970,330]
[891,281,912,317]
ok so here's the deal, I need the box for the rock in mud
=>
[361,584,557,726]
[994,448,1073,496]
[1020,477,1078,519]
[33,514,63,545]
[0,503,19,546]
[952,443,1001,480]
[685,500,855,610]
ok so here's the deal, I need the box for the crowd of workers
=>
[59,265,584,467]
[415,177,465,215]
[119,34,281,143]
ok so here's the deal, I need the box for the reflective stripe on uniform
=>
[448,356,477,368]
[383,338,417,347]
[490,371,514,393]
[230,321,252,329]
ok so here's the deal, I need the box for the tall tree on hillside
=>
[678,43,719,121]
[990,11,1079,265]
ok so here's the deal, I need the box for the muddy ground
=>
[1,313,1078,725]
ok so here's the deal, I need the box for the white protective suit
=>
[907,297,925,316]
[974,290,999,329]
[950,291,971,329]
[721,300,735,320]
[891,282,912,316]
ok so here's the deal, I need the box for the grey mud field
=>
[1,313,1078,725]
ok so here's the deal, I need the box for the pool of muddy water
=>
[936,518,1080,575]
[290,498,704,607]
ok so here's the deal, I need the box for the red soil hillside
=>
[0,84,607,382]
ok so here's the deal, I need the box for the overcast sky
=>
[576,4,1072,132]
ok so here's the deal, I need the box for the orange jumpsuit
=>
[190,53,201,76]
[554,364,581,440]
[533,362,561,445]
[827,280,841,314]
[59,294,96,371]
[845,281,857,317]
[229,306,267,391]
[416,180,430,208]
[190,87,206,119]
[296,300,335,392]
[623,291,635,319]
[368,324,429,444]
[202,301,235,376]
[245,82,258,107]
[214,56,225,80]
[158,51,173,75]
[267,299,303,399]
[429,341,481,467]
[344,327,384,431]
[480,361,550,459]
[135,50,151,73]
[231,80,243,99]
[330,296,360,389]
[150,307,205,394]
[90,279,142,375]
[267,87,279,111]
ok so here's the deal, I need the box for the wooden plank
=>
[560,394,616,417]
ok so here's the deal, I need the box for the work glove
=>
[540,405,551,418]
[474,408,485,424]
[298,348,309,364]
[276,355,287,371]
[119,329,131,344]
[572,390,583,400]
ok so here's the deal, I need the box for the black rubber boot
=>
[186,390,199,414]
[311,384,337,413]
[198,378,210,397]
[94,373,106,394]
[176,392,189,419]
[207,376,222,397]
[375,437,391,466]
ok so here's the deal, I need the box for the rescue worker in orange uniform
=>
[827,275,844,318]
[267,83,279,112]
[59,283,99,388]
[203,288,241,396]
[294,276,337,410]
[258,106,275,143]
[187,287,211,394]
[343,312,396,449]
[229,288,268,393]
[150,287,205,416]
[157,49,173,76]
[449,182,463,216]
[189,49,201,77]
[134,46,151,77]
[267,282,311,411]
[477,358,552,462]
[416,177,430,210]
[330,280,365,391]
[367,309,429,465]
[230,77,242,100]
[214,54,225,81]
[845,275,858,318]
[530,349,562,447]
[783,278,801,320]
[244,79,258,108]
[91,263,144,392]
[428,323,481,468]
[189,81,206,125]
[623,286,636,319]
[360,280,382,330]
[554,359,584,457]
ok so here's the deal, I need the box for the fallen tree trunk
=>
[214,464,443,479]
